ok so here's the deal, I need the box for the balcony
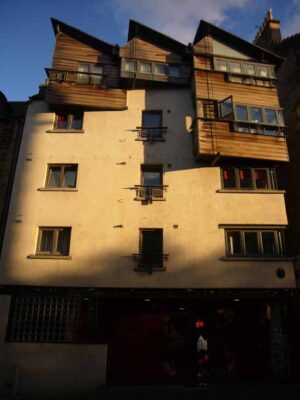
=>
[134,185,167,202]
[134,126,168,143]
[44,68,127,110]
[132,253,169,274]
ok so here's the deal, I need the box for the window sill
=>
[136,138,166,142]
[216,189,286,194]
[37,187,78,192]
[27,254,72,260]
[134,197,166,201]
[220,256,294,261]
[134,267,166,272]
[46,129,85,134]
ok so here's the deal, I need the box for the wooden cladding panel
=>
[51,34,119,88]
[195,70,279,107]
[194,55,212,70]
[193,36,213,55]
[45,82,126,109]
[196,120,289,161]
[120,38,185,64]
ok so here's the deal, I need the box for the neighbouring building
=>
[0,93,26,255]
[0,17,296,395]
[254,9,300,381]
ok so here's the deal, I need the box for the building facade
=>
[0,18,296,394]
[254,9,300,381]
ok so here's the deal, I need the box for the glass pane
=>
[250,107,263,123]
[169,65,180,77]
[261,232,276,255]
[124,60,135,72]
[239,168,252,189]
[254,169,269,189]
[47,167,61,187]
[244,232,259,254]
[71,114,83,129]
[154,64,167,75]
[265,109,277,125]
[256,65,268,77]
[236,105,248,121]
[63,166,77,188]
[40,230,54,253]
[142,171,162,186]
[139,62,151,73]
[243,64,255,75]
[278,110,285,127]
[229,61,242,74]
[77,63,89,82]
[142,230,162,254]
[57,229,71,255]
[56,115,68,129]
[229,75,242,83]
[222,168,236,189]
[91,65,103,84]
[142,112,162,137]
[264,127,279,136]
[236,123,250,133]
[268,66,276,78]
[227,231,241,255]
[215,59,228,72]
[220,97,233,118]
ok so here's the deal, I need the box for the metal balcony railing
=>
[132,253,169,274]
[134,185,167,201]
[134,126,168,142]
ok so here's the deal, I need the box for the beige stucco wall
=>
[0,88,295,288]
[0,295,107,395]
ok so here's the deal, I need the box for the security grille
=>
[7,295,82,342]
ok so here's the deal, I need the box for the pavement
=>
[3,384,300,400]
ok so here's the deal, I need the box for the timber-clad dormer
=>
[192,20,289,162]
[45,18,127,110]
[120,20,191,87]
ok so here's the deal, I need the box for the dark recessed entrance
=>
[103,297,273,385]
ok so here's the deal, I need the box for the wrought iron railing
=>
[132,253,169,274]
[134,126,168,142]
[134,185,167,200]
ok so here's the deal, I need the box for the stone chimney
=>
[254,9,282,51]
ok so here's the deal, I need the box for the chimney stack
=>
[254,9,282,51]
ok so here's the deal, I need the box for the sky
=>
[1,0,299,101]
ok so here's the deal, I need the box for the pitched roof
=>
[194,20,284,64]
[128,20,188,54]
[51,18,116,55]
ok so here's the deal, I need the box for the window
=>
[124,59,136,72]
[214,57,277,86]
[221,167,277,190]
[215,58,228,72]
[154,63,168,75]
[54,113,83,130]
[169,65,181,77]
[139,61,152,73]
[225,229,286,257]
[36,227,71,256]
[46,164,78,188]
[141,110,163,139]
[231,104,284,136]
[138,164,163,199]
[77,63,104,84]
[7,295,97,343]
[219,96,234,119]
[139,229,164,269]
